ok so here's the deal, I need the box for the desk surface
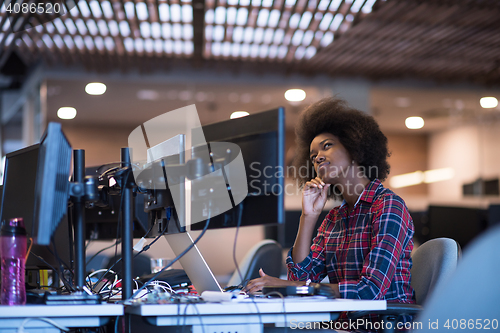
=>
[0,304,123,333]
[127,297,387,316]
[0,303,123,318]
[127,297,386,331]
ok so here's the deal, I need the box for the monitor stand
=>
[164,232,223,295]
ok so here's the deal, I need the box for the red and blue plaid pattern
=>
[287,179,415,304]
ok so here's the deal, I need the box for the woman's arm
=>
[291,213,320,263]
[292,177,330,263]
[244,178,331,293]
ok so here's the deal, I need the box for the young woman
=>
[245,97,415,310]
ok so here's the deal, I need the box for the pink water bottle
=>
[1,217,27,305]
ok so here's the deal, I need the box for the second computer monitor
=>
[0,144,72,271]
[190,107,285,231]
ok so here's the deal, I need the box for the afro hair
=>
[293,96,390,198]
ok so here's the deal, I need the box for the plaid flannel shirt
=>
[287,179,415,304]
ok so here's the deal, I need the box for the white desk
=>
[0,304,123,333]
[127,297,386,333]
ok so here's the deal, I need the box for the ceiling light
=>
[230,111,250,119]
[178,90,192,101]
[159,4,170,21]
[331,13,343,31]
[236,8,248,25]
[268,9,280,27]
[85,82,106,95]
[390,167,454,188]
[362,0,377,13]
[480,97,498,109]
[57,107,77,120]
[395,97,411,107]
[195,92,207,102]
[228,93,239,102]
[261,94,272,104]
[389,171,424,189]
[405,116,424,129]
[241,93,252,103]
[423,168,455,183]
[182,5,193,23]
[285,89,306,102]
[137,90,159,100]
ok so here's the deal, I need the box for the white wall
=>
[479,121,500,179]
[428,125,480,202]
[428,122,500,207]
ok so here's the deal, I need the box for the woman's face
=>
[309,132,352,184]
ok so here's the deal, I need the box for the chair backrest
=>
[86,253,111,273]
[411,237,461,305]
[415,225,500,332]
[105,253,152,279]
[227,239,283,287]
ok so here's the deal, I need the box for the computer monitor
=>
[32,122,72,245]
[190,107,285,230]
[488,204,500,227]
[427,205,488,248]
[0,143,72,271]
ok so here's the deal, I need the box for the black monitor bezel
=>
[0,144,40,236]
[0,143,73,272]
[190,107,285,230]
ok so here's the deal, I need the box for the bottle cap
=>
[0,217,27,236]
[8,218,25,228]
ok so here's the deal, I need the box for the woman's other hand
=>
[243,269,298,294]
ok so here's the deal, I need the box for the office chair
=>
[411,237,461,305]
[227,239,283,287]
[415,225,500,332]
[348,237,461,333]
[86,253,111,274]
[104,253,152,279]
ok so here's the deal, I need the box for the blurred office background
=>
[1,0,500,281]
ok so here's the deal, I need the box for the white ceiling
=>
[372,86,500,134]
[45,78,330,130]
[45,78,500,134]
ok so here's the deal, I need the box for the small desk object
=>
[127,297,386,333]
[0,304,123,333]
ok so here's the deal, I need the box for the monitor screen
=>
[190,107,285,230]
[33,122,72,245]
[427,205,488,248]
[0,144,72,270]
[488,204,500,227]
